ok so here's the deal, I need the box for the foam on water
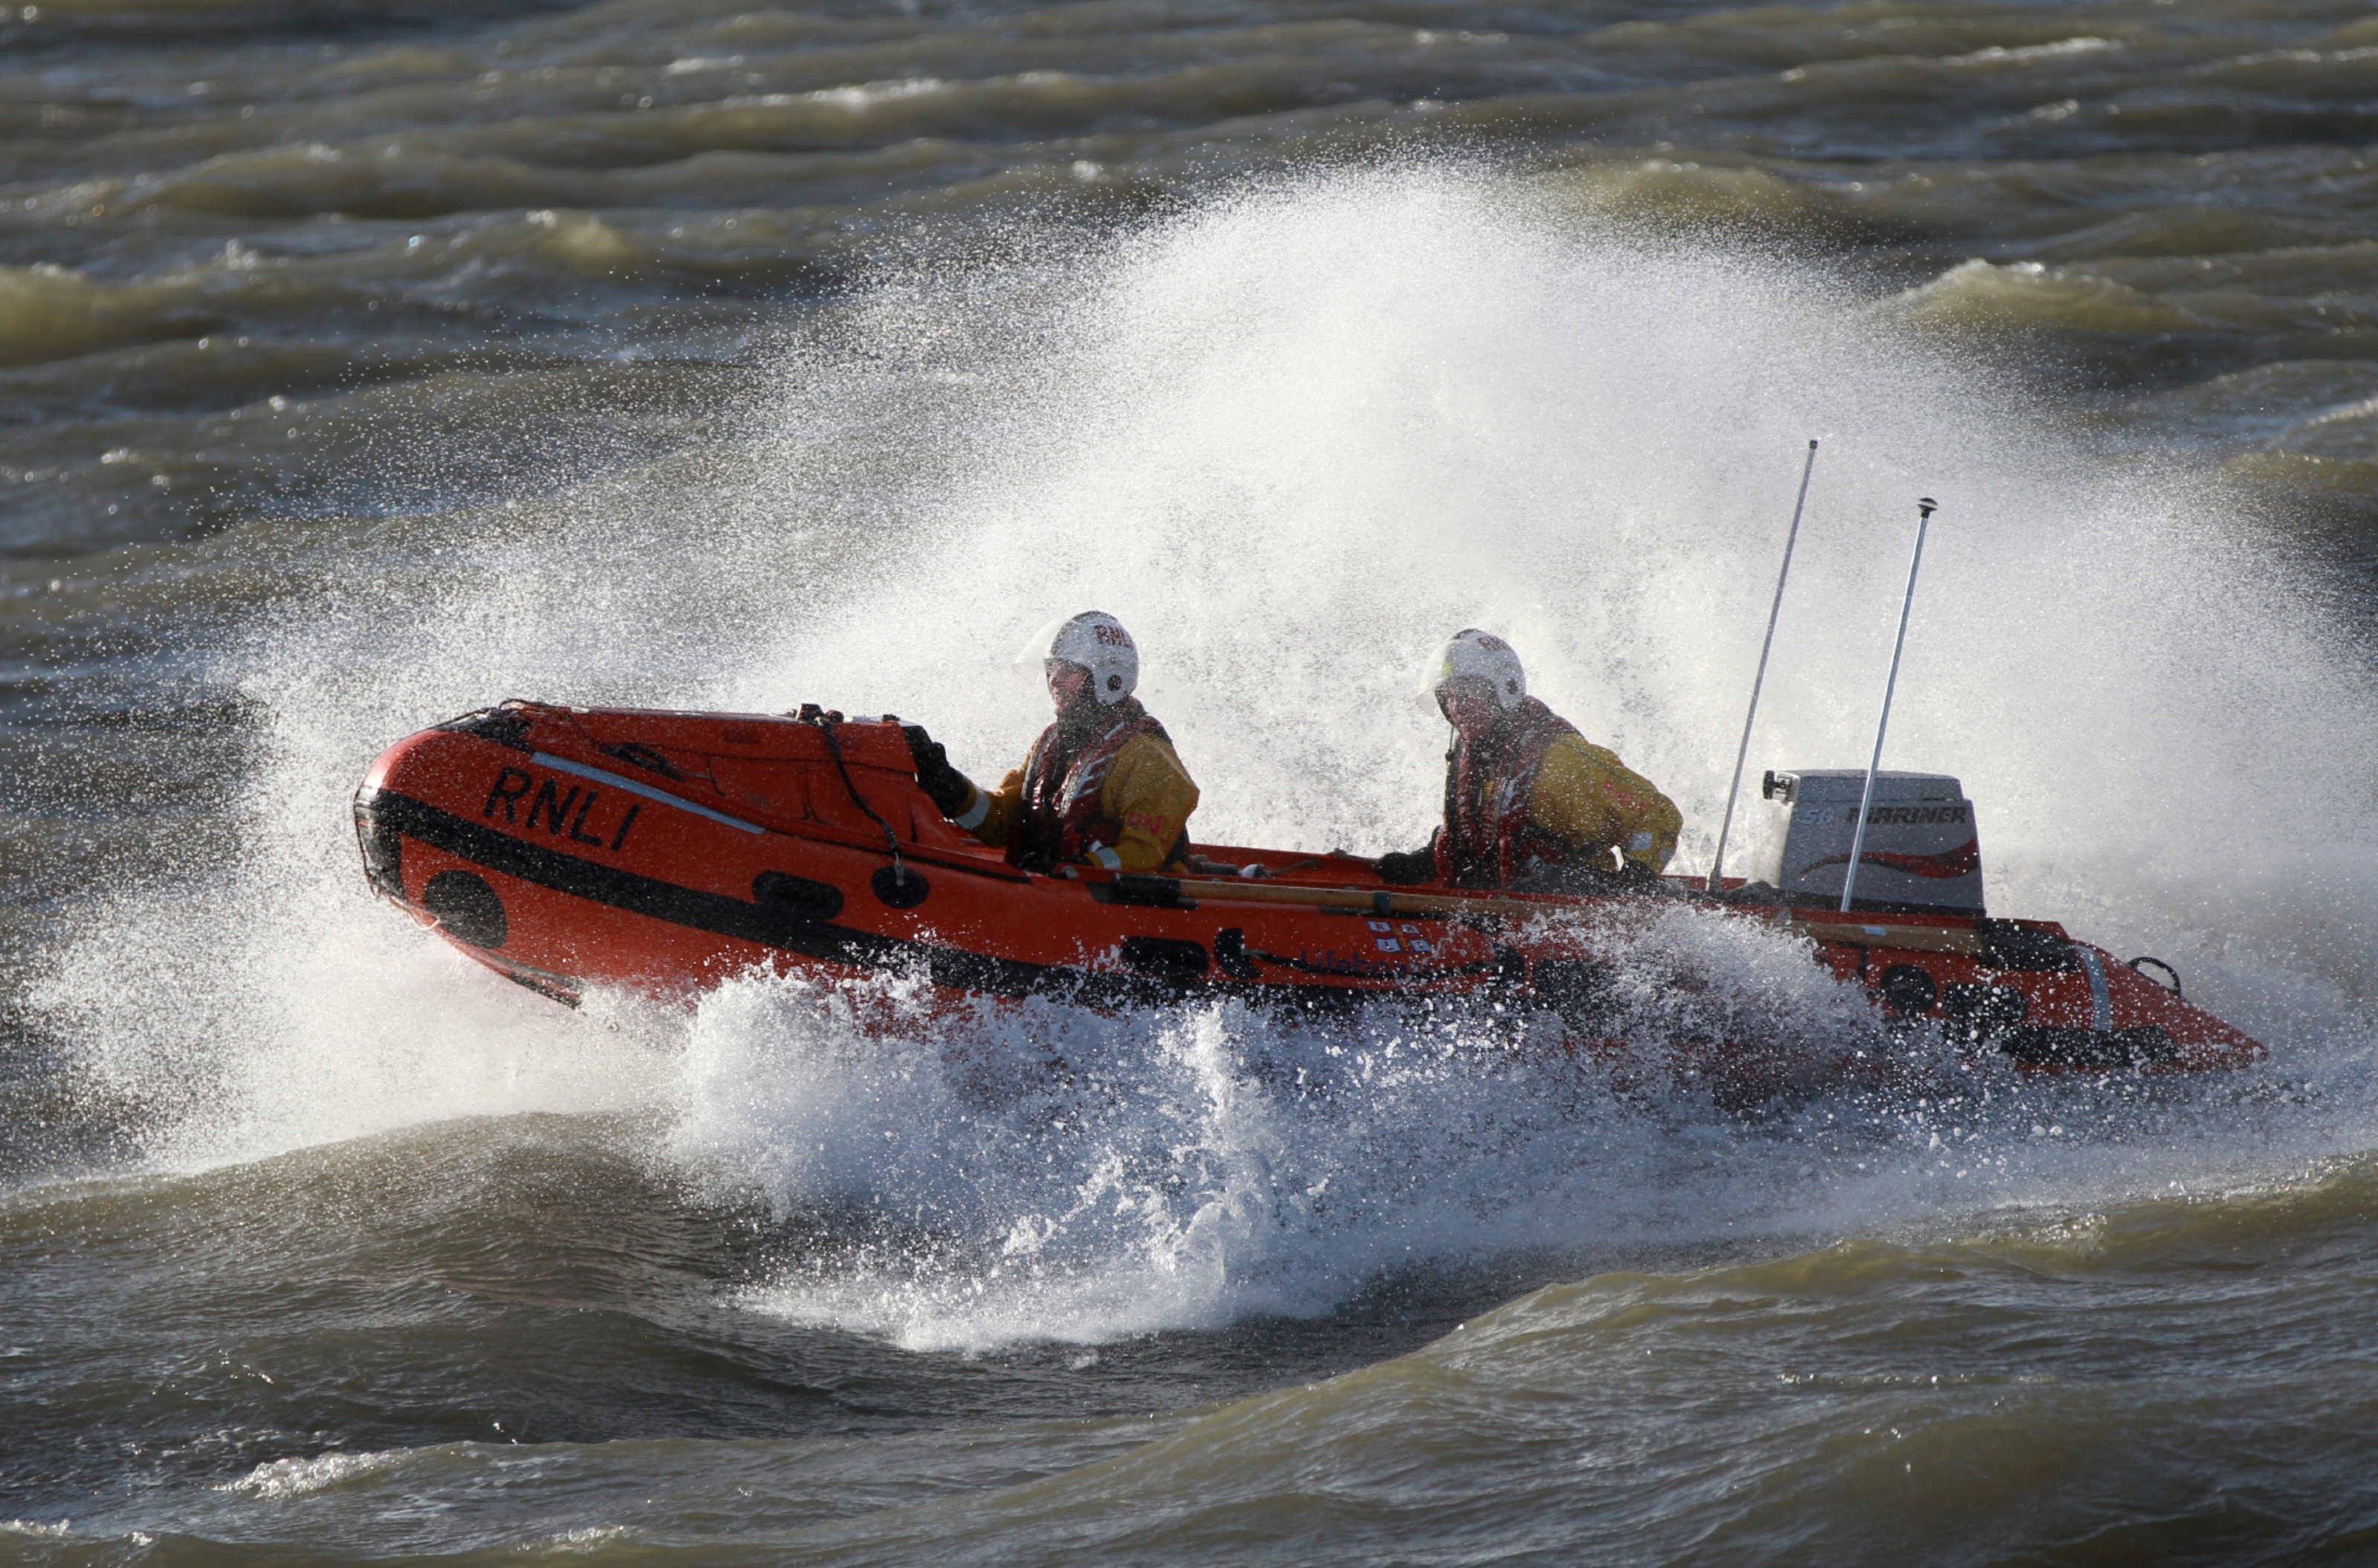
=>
[25,166,2378,1344]
[663,907,2377,1354]
[661,906,1903,1353]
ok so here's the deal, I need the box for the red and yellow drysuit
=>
[949,698,1200,873]
[1435,698,1681,888]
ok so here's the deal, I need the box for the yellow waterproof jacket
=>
[1520,733,1681,875]
[958,731,1200,872]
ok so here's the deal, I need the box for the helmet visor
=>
[1433,676,1500,727]
[1015,614,1078,673]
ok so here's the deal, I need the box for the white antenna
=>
[1706,439,1818,898]
[1841,496,1940,913]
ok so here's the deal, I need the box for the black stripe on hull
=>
[354,788,1213,1008]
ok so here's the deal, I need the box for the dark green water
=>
[5,1,2378,1562]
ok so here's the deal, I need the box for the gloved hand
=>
[901,724,975,817]
[1373,844,1437,886]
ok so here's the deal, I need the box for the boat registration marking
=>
[532,752,765,835]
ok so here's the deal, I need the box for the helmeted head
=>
[1432,628,1526,711]
[1026,610,1138,710]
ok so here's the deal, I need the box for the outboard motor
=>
[1745,769,1984,915]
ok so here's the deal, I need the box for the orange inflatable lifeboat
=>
[352,700,2264,1080]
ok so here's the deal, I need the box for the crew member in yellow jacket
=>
[1376,629,1680,890]
[904,611,1199,873]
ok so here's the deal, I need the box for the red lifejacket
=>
[1434,698,1582,889]
[1014,698,1178,868]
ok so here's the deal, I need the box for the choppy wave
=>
[12,1148,2378,1562]
[10,1,2378,1549]
[1888,256,2204,335]
[797,1156,2378,1566]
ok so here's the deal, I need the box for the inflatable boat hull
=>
[354,702,2264,1080]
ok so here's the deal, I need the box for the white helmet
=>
[1023,610,1138,705]
[1433,628,1526,710]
